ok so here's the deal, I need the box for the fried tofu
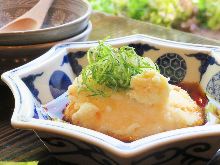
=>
[64,70,204,142]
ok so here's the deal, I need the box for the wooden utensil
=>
[0,0,54,33]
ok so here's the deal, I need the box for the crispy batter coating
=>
[64,70,204,142]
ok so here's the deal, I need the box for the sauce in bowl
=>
[177,82,208,108]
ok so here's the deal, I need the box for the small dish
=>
[0,0,92,45]
[2,35,220,164]
[0,21,92,83]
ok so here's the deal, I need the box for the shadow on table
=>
[39,156,76,165]
[208,150,220,165]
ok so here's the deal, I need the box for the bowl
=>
[2,34,220,164]
[0,0,92,45]
[0,21,92,82]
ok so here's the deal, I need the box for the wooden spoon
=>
[0,0,54,33]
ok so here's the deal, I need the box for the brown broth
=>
[177,82,208,108]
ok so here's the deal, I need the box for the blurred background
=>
[88,0,220,40]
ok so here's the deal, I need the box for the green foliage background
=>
[88,0,220,31]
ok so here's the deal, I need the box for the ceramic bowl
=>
[0,21,92,83]
[2,35,220,165]
[0,0,92,45]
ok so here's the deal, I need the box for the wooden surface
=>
[0,86,49,162]
[0,12,220,164]
[89,12,220,45]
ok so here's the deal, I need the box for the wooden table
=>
[0,12,220,164]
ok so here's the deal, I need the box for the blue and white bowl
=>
[1,35,220,165]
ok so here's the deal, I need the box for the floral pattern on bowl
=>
[2,35,220,165]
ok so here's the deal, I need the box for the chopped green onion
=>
[80,40,159,96]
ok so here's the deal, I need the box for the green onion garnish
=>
[80,40,159,96]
